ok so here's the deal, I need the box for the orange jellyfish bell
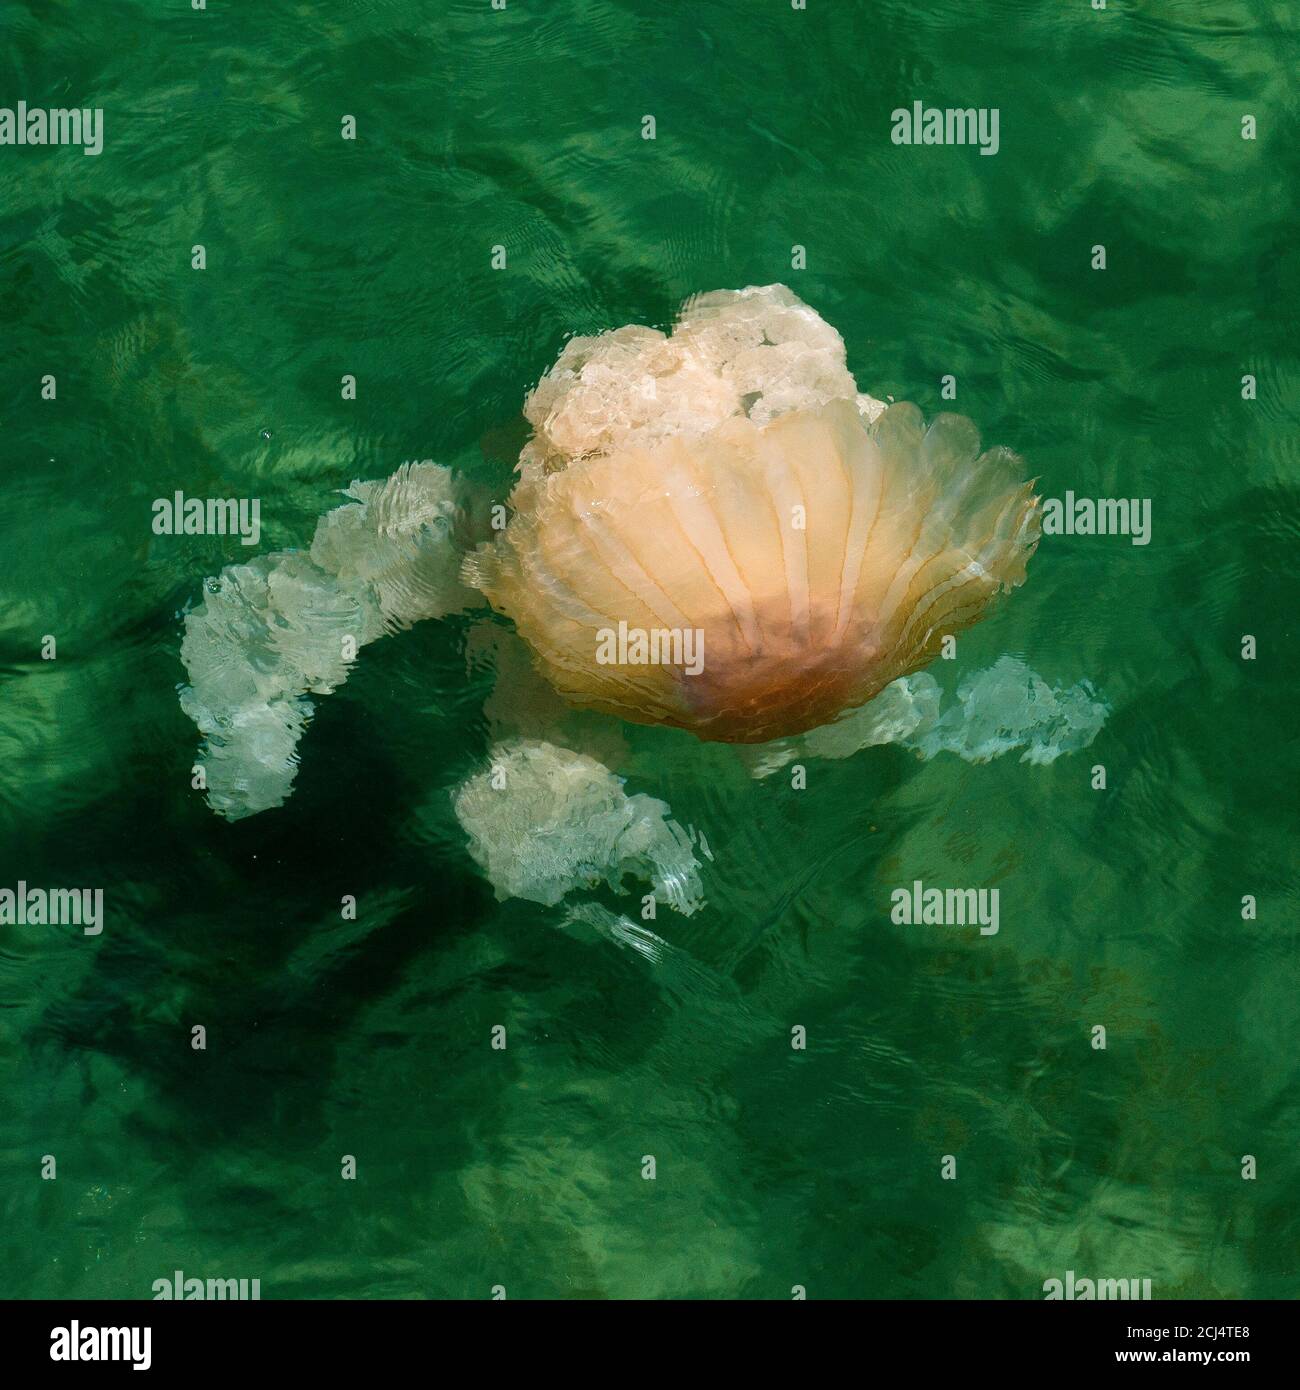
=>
[465,288,1042,744]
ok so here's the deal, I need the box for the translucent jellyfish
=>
[180,462,476,820]
[178,552,382,820]
[912,656,1109,765]
[743,657,1107,777]
[307,462,476,631]
[451,739,706,915]
[467,285,1041,743]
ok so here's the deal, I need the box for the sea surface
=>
[1,0,1297,1298]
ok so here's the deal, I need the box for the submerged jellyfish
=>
[179,463,479,819]
[465,287,1041,743]
[178,286,1104,914]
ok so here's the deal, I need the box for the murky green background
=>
[1,0,1297,1299]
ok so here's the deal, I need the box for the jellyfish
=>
[452,739,707,916]
[179,462,480,820]
[465,286,1041,743]
[178,286,1105,915]
[465,398,1041,744]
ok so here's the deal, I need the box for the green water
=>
[1,0,1297,1300]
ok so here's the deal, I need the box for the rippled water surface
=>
[1,0,1297,1298]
